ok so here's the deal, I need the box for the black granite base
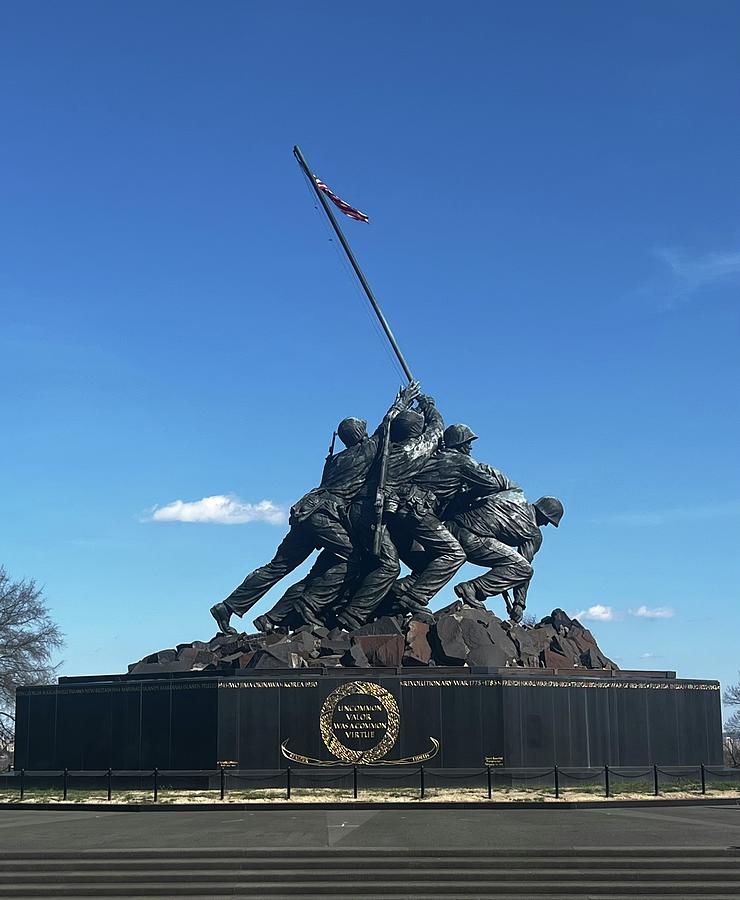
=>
[13,668,723,771]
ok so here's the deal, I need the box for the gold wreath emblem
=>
[319,681,399,763]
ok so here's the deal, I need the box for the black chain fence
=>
[0,763,738,803]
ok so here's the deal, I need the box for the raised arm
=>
[464,460,520,497]
[412,393,444,455]
[369,380,421,440]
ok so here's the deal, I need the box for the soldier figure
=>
[336,394,445,628]
[448,492,564,622]
[383,423,513,615]
[210,382,419,635]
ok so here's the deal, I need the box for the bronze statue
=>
[205,148,564,638]
[211,389,563,634]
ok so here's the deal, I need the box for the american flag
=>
[315,177,369,223]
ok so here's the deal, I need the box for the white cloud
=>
[573,604,615,622]
[149,495,287,525]
[627,243,740,310]
[640,652,656,659]
[655,246,740,303]
[630,605,674,619]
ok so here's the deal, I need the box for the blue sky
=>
[1,2,739,699]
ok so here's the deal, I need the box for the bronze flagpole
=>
[293,145,414,384]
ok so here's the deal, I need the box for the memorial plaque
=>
[320,681,399,763]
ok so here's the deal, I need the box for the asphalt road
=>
[0,804,738,852]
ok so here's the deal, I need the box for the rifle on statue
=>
[372,414,393,557]
[325,430,337,464]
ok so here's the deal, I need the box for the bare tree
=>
[724,675,740,768]
[725,679,740,707]
[724,712,740,768]
[0,566,63,766]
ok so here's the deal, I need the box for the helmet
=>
[337,417,367,447]
[443,424,478,449]
[533,496,564,527]
[390,409,424,442]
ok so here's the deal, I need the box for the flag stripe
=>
[315,178,369,222]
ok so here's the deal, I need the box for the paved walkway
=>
[0,804,738,851]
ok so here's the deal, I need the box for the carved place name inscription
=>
[398,678,719,691]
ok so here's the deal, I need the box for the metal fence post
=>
[11,761,711,804]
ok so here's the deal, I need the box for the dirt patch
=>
[1,786,738,805]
